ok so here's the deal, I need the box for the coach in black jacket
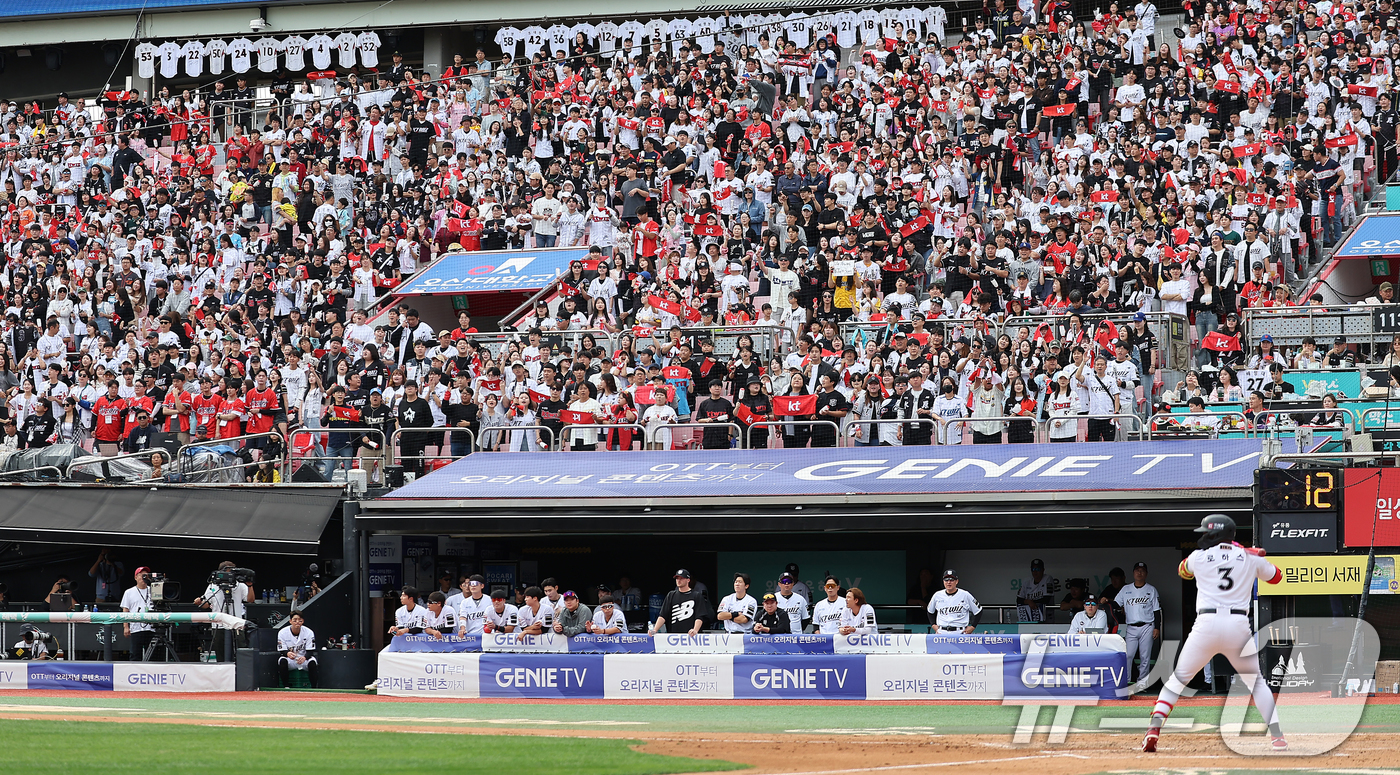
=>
[752,594,792,634]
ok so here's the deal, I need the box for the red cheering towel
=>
[773,395,817,416]
[561,409,594,424]
[1201,331,1242,352]
[1213,79,1241,94]
[1089,190,1119,203]
[662,365,691,381]
[1042,103,1076,117]
[648,294,683,316]
[735,403,757,425]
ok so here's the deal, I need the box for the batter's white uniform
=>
[1115,582,1161,683]
[775,591,808,633]
[395,603,429,631]
[277,625,316,670]
[928,588,982,632]
[718,592,759,633]
[812,597,846,634]
[1156,544,1282,727]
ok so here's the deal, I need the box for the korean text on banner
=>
[378,652,480,697]
[604,654,734,698]
[865,653,1004,699]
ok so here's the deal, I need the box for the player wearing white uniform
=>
[1017,558,1058,623]
[453,576,493,634]
[1144,515,1286,752]
[1067,598,1108,634]
[927,570,983,633]
[839,588,878,635]
[276,612,318,687]
[516,585,556,637]
[483,589,520,633]
[389,587,429,635]
[1115,562,1161,686]
[775,572,809,633]
[780,563,814,607]
[717,573,759,633]
[423,592,458,639]
[812,576,846,634]
[589,595,628,634]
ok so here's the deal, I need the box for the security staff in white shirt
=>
[1067,597,1109,634]
[1115,562,1162,685]
[453,574,493,635]
[927,569,982,634]
[389,586,429,636]
[276,611,318,687]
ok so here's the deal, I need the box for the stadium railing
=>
[843,418,941,445]
[560,422,647,451]
[389,427,476,469]
[1243,304,1384,350]
[475,424,557,452]
[173,430,288,480]
[745,419,842,448]
[648,421,743,450]
[285,427,387,478]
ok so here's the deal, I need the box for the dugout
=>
[351,439,1263,650]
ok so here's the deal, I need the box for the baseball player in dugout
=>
[1116,562,1162,687]
[1143,514,1287,753]
[1016,558,1057,623]
[927,570,982,634]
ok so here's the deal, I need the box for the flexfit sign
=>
[1261,512,1339,554]
[394,248,589,294]
[388,440,1263,499]
[1343,468,1400,547]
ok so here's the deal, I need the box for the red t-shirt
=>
[190,392,224,436]
[244,388,279,434]
[93,395,126,442]
[122,396,155,439]
[161,390,193,433]
[217,397,246,439]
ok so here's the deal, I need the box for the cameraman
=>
[46,576,79,611]
[120,567,156,660]
[193,560,255,662]
[88,548,124,603]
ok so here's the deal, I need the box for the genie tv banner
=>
[387,440,1263,499]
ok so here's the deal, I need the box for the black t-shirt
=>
[407,118,435,153]
[695,396,735,448]
[660,587,713,632]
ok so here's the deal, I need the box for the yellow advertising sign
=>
[1260,555,1399,595]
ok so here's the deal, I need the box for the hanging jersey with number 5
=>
[1182,544,1281,611]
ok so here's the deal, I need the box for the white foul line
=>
[760,752,1070,775]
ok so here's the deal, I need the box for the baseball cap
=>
[762,593,777,601]
[562,590,578,599]
[1133,561,1148,570]
[779,572,796,583]
[1030,558,1045,570]
[135,566,152,576]
[943,569,958,580]
[1133,312,1146,322]
[673,569,692,579]
[490,587,508,599]
[1084,598,1099,606]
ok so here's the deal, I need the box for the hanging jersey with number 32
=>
[1184,544,1280,610]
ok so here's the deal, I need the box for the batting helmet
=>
[1194,514,1236,549]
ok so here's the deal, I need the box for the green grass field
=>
[0,719,746,775]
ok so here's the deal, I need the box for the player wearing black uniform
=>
[648,569,714,636]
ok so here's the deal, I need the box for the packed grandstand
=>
[0,0,1396,481]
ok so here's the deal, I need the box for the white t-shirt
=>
[840,604,877,634]
[254,37,282,72]
[495,27,522,58]
[812,597,845,634]
[775,591,807,632]
[928,588,982,629]
[1068,609,1108,633]
[591,606,627,632]
[120,585,154,633]
[718,592,758,633]
[228,38,255,73]
[181,41,206,78]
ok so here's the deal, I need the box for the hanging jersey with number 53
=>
[1181,544,1281,610]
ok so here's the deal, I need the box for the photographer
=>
[13,627,49,659]
[120,567,156,660]
[276,612,318,687]
[193,560,255,662]
[46,576,79,612]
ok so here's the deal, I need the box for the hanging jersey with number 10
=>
[1182,544,1280,610]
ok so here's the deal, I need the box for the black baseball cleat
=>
[1141,729,1159,752]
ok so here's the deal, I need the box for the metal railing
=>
[478,424,556,452]
[844,417,941,445]
[1243,305,1386,350]
[1153,411,1251,438]
[632,324,796,360]
[285,427,387,479]
[945,415,1046,444]
[647,421,744,449]
[1081,413,1149,441]
[66,448,168,479]
[0,465,65,479]
[389,427,477,467]
[561,422,647,451]
[465,329,621,362]
[175,430,287,480]
[746,419,842,449]
[1005,312,1189,370]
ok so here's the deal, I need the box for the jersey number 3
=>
[1218,567,1235,591]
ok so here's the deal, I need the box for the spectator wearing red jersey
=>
[244,371,281,452]
[87,381,127,456]
[190,379,225,441]
[159,373,194,446]
[122,383,157,442]
[216,384,246,441]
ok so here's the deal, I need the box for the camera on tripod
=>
[208,567,255,590]
[142,571,181,609]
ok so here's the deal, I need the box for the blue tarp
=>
[1335,214,1400,258]
[394,248,589,295]
[383,439,1264,500]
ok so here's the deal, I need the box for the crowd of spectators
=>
[0,0,1395,473]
